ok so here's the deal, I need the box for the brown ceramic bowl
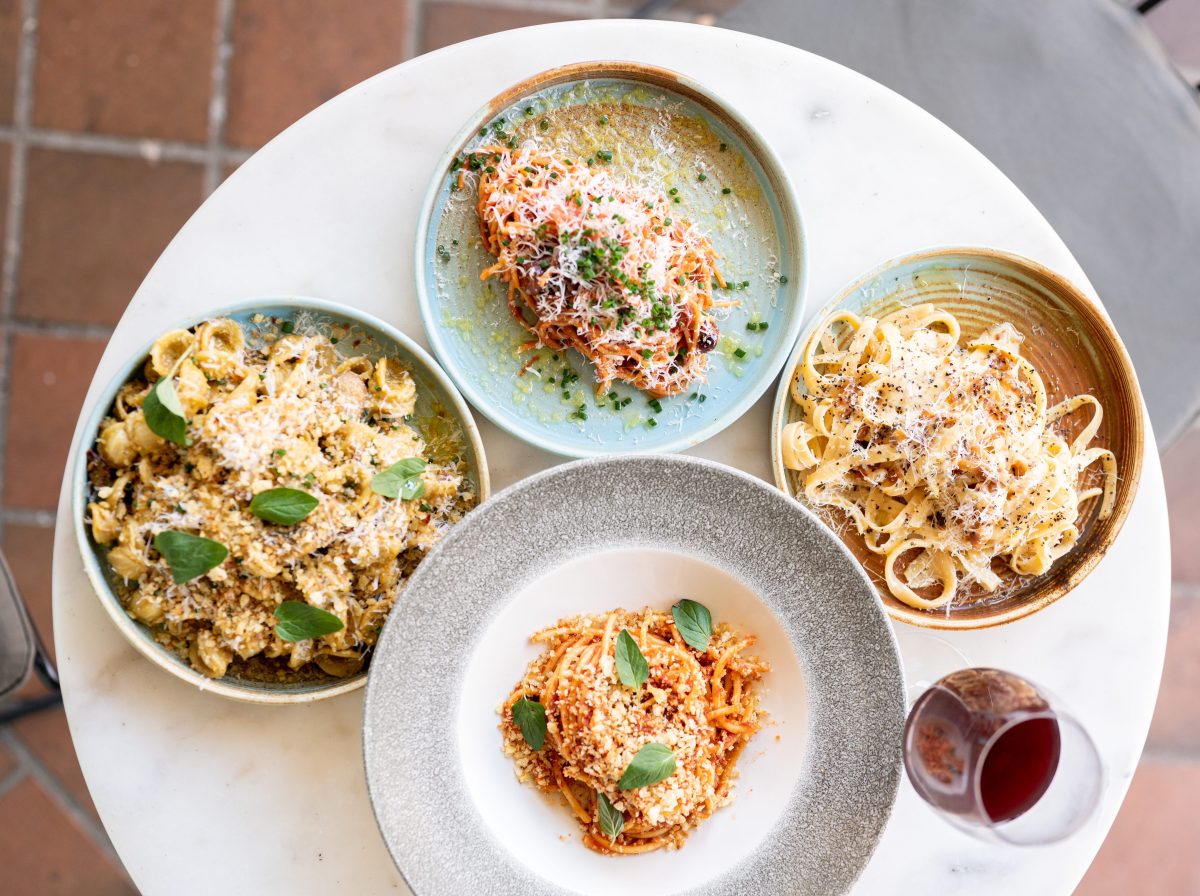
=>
[771,248,1145,630]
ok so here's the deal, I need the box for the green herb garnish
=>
[618,744,676,790]
[143,377,189,446]
[273,601,344,642]
[597,150,613,163]
[597,792,624,843]
[249,487,318,525]
[671,599,712,652]
[370,457,426,500]
[512,697,547,751]
[153,530,228,584]
[615,630,649,689]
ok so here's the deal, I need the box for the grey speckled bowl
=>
[363,455,903,896]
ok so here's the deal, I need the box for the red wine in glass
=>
[904,668,1097,843]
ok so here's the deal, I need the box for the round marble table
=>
[52,20,1169,896]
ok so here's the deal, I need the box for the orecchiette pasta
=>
[86,317,477,680]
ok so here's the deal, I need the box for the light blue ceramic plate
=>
[71,296,489,704]
[415,62,807,457]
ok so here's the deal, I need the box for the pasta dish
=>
[467,144,725,396]
[500,605,768,854]
[86,316,475,679]
[781,304,1117,609]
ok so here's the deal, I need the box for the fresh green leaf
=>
[152,530,227,584]
[512,697,547,751]
[273,601,345,642]
[143,377,189,446]
[370,457,427,500]
[249,487,319,525]
[618,743,676,790]
[596,792,624,843]
[671,599,713,652]
[614,630,648,689]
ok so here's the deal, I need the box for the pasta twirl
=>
[500,608,768,854]
[781,303,1117,610]
[467,144,725,397]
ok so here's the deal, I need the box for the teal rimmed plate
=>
[71,296,489,704]
[415,61,807,457]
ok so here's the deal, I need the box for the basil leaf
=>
[671,599,712,652]
[596,791,624,843]
[614,629,648,689]
[618,743,676,790]
[152,530,228,584]
[143,377,189,446]
[370,457,427,500]
[512,697,547,751]
[273,601,345,642]
[249,487,318,525]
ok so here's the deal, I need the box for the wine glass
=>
[903,667,1103,845]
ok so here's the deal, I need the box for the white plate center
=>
[457,547,809,896]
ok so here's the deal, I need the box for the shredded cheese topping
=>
[468,144,726,396]
[86,318,475,679]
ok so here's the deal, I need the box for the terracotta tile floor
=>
[0,1,1195,894]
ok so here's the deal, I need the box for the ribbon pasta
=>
[781,304,1117,610]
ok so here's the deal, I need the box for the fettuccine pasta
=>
[781,304,1117,609]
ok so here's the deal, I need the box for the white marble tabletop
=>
[51,20,1169,896]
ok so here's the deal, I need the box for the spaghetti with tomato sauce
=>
[499,607,768,855]
[464,145,727,397]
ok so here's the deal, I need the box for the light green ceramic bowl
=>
[71,297,489,704]
[416,61,807,457]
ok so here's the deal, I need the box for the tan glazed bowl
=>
[771,248,1145,630]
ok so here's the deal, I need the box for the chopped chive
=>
[647,418,658,428]
[697,173,707,182]
[722,187,732,195]
[539,119,549,130]
[599,115,609,125]
[280,320,295,334]
[597,150,613,162]
[779,275,789,284]
[719,142,727,152]
[649,398,663,413]
[524,106,534,116]
[699,394,707,402]
[734,347,747,359]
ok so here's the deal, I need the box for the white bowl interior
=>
[457,547,809,896]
